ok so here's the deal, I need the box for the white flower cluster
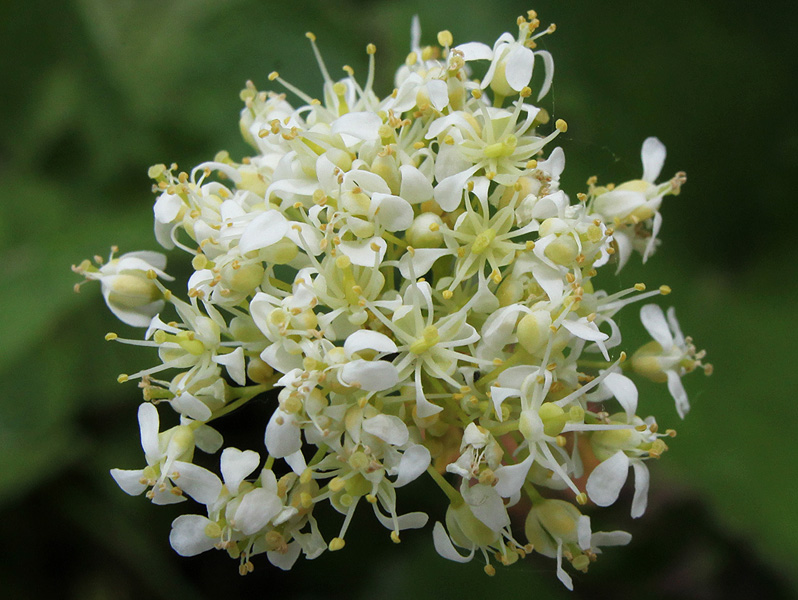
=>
[74,11,711,588]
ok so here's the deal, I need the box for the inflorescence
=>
[74,11,710,589]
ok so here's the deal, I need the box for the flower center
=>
[409,325,441,354]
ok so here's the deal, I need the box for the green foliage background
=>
[1,0,795,598]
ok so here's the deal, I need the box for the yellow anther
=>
[366,43,376,55]
[525,240,536,250]
[391,531,401,544]
[117,374,129,383]
[484,564,496,576]
[328,477,346,492]
[576,492,588,505]
[659,285,672,295]
[520,86,532,98]
[442,290,454,300]
[437,30,453,47]
[366,494,377,504]
[555,119,568,132]
[329,537,346,551]
[268,71,279,81]
[105,332,118,341]
[305,31,316,41]
[634,283,646,291]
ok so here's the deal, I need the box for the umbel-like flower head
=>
[75,10,710,589]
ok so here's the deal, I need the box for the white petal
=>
[593,190,645,219]
[172,461,223,506]
[337,237,387,267]
[213,347,246,386]
[642,210,663,262]
[110,468,147,496]
[150,486,187,505]
[535,50,555,100]
[362,414,409,446]
[432,522,474,563]
[286,222,323,255]
[586,451,629,507]
[193,161,242,183]
[577,515,592,550]
[504,45,535,91]
[284,450,307,475]
[427,79,449,112]
[265,409,302,458]
[426,113,473,140]
[116,251,168,272]
[220,447,260,495]
[370,193,414,232]
[399,165,434,204]
[455,41,494,61]
[234,488,283,535]
[490,386,519,422]
[562,318,609,342]
[398,248,450,280]
[344,169,392,195]
[530,259,564,303]
[481,304,525,349]
[373,506,429,530]
[137,403,160,463]
[641,137,666,183]
[194,424,224,454]
[666,369,690,419]
[332,111,382,141]
[267,541,302,571]
[171,392,212,422]
[154,193,182,223]
[493,454,534,498]
[344,330,398,356]
[433,166,478,212]
[630,460,650,518]
[603,372,638,422]
[238,211,289,254]
[169,515,216,557]
[592,530,632,547]
[665,307,686,346]
[556,542,574,590]
[340,360,399,392]
[393,444,431,487]
[260,343,304,374]
[640,304,674,349]
[461,484,510,532]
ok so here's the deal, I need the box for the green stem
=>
[426,465,462,506]
[207,382,272,423]
[309,444,328,467]
[523,481,545,505]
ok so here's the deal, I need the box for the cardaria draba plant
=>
[74,10,710,589]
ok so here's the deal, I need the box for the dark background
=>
[1,0,796,598]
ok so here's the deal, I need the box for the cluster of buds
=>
[75,11,710,589]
